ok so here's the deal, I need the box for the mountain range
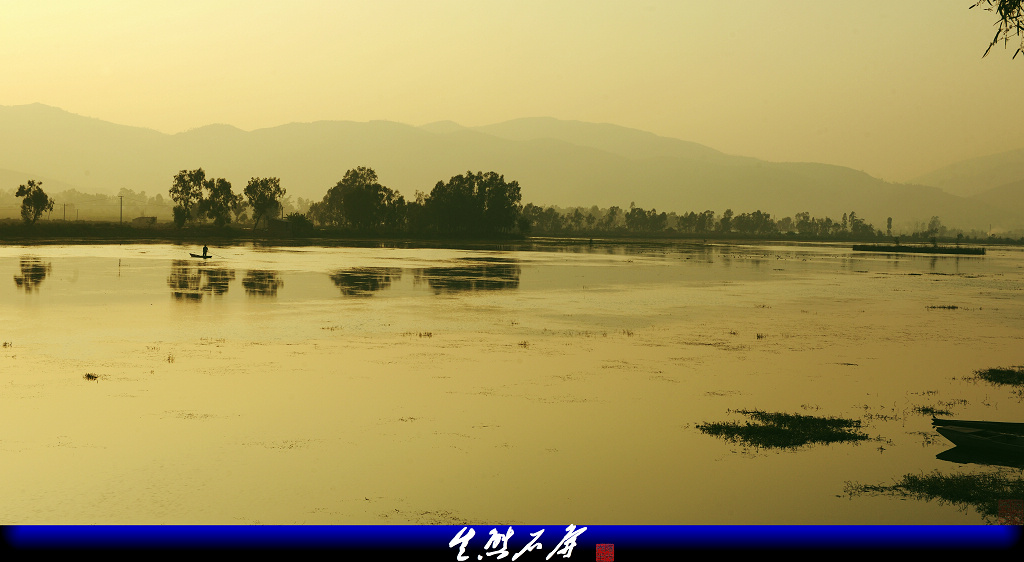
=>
[1,103,1021,232]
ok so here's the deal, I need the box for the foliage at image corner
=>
[973,0,1024,58]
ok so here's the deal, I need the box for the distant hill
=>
[0,103,1018,231]
[911,147,1024,198]
[909,148,1024,229]
[972,178,1024,221]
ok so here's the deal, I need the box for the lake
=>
[1,240,1022,524]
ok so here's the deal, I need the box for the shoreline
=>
[0,222,1021,250]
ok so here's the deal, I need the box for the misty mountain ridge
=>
[0,103,1021,231]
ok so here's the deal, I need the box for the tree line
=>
[6,169,1003,242]
[524,203,884,239]
[158,166,525,236]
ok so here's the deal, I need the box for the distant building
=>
[267,218,291,236]
[132,216,157,228]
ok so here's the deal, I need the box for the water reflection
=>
[936,447,1024,470]
[329,267,401,297]
[14,257,51,292]
[167,260,236,301]
[414,258,521,293]
[242,270,284,297]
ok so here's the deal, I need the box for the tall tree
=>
[317,167,405,231]
[15,180,54,225]
[424,171,521,235]
[719,209,734,233]
[197,178,241,227]
[244,177,286,231]
[169,168,207,226]
[480,172,522,233]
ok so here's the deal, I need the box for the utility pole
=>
[119,195,123,225]
[63,203,66,221]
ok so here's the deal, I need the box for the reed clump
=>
[696,409,870,449]
[846,470,1024,522]
[973,366,1024,387]
[913,405,953,416]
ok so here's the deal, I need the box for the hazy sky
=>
[2,1,1022,181]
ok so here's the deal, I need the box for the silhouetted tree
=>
[733,210,776,235]
[316,167,406,231]
[719,209,734,233]
[848,211,873,236]
[15,180,54,225]
[795,211,812,235]
[480,172,522,233]
[169,169,206,226]
[569,208,585,231]
[602,206,622,230]
[196,178,241,227]
[245,177,286,231]
[695,210,716,233]
[424,171,522,235]
[625,203,647,231]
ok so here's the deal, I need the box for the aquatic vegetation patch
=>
[913,405,954,416]
[845,470,1024,523]
[696,409,870,449]
[972,366,1024,387]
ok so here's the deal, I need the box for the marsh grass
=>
[696,409,870,449]
[846,470,1024,522]
[913,405,954,416]
[973,366,1024,387]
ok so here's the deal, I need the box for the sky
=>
[1,0,1022,182]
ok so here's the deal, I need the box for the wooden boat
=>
[189,253,213,259]
[934,426,1024,455]
[932,418,1024,434]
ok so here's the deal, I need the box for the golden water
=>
[1,241,1021,524]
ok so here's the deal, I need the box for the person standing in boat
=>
[202,244,208,258]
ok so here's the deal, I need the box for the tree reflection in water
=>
[329,267,401,297]
[14,257,51,292]
[167,260,235,301]
[414,258,520,293]
[242,270,284,297]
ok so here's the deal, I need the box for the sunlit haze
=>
[1,1,1022,181]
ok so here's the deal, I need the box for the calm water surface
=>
[1,241,1022,524]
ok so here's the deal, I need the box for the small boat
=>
[933,426,1024,455]
[932,418,1024,434]
[189,253,213,259]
